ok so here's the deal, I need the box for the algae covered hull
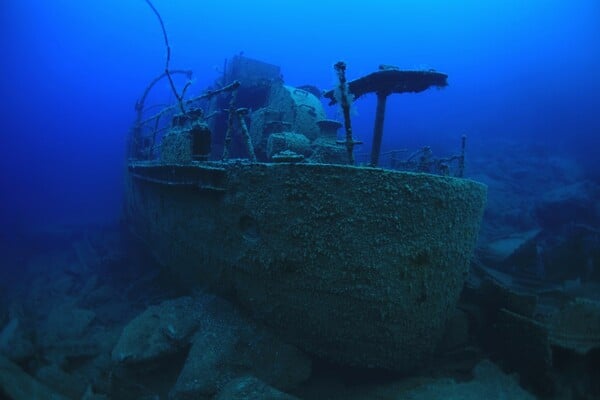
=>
[125,160,486,371]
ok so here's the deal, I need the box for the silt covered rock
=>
[112,296,202,365]
[170,296,311,399]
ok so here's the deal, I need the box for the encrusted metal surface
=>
[125,161,486,371]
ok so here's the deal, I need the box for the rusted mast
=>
[370,90,390,167]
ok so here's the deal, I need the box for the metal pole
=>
[334,61,357,165]
[236,108,257,162]
[370,92,388,167]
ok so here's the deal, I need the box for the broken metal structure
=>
[325,64,449,168]
[130,57,466,178]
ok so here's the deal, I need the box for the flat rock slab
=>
[170,296,311,399]
[112,296,202,365]
[214,376,301,400]
[41,304,96,346]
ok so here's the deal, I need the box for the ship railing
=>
[129,94,211,161]
[354,139,466,178]
[129,81,242,161]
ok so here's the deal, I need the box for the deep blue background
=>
[1,0,599,231]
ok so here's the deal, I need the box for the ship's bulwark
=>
[125,161,487,371]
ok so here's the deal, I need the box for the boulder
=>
[112,296,202,365]
[548,298,600,354]
[170,296,310,399]
[214,376,301,400]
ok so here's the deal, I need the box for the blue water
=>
[1,2,600,398]
[1,0,598,230]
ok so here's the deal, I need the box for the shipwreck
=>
[124,54,487,372]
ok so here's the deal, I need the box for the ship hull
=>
[125,161,486,371]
